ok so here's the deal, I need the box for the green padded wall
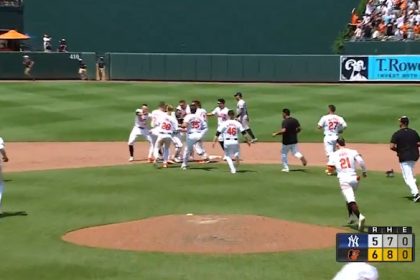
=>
[108,53,339,82]
[343,41,420,55]
[24,0,358,54]
[0,52,96,79]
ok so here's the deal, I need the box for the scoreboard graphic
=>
[336,226,415,262]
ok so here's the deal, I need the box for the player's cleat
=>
[231,170,237,174]
[413,193,420,202]
[358,214,366,232]
[174,157,182,163]
[281,168,290,173]
[199,158,211,164]
[167,159,175,164]
[223,156,227,161]
[147,157,154,163]
[347,214,357,225]
[162,163,168,168]
[251,138,258,143]
[325,169,335,176]
[301,157,307,166]
[128,156,134,162]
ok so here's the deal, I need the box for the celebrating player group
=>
[127,92,256,172]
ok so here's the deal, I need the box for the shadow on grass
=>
[402,195,419,202]
[0,211,28,219]
[236,170,256,173]
[188,166,218,171]
[289,169,307,173]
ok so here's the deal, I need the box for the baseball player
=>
[213,110,251,174]
[207,98,230,150]
[170,108,184,162]
[317,104,347,175]
[390,116,420,202]
[176,100,190,117]
[192,100,209,162]
[0,137,9,214]
[234,92,258,143]
[150,101,168,160]
[180,103,210,169]
[332,262,378,280]
[327,138,367,231]
[272,108,307,172]
[128,104,154,162]
[153,105,178,168]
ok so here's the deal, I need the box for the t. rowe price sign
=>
[340,55,420,81]
[368,56,420,81]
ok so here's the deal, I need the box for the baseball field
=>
[0,82,419,279]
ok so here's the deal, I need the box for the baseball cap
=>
[234,92,242,97]
[217,98,225,104]
[399,116,409,124]
[337,137,346,146]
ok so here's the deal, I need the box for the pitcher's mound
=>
[62,214,342,254]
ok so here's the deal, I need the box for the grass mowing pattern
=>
[0,82,419,142]
[0,164,418,280]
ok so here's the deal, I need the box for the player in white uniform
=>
[327,138,367,231]
[332,262,378,280]
[213,110,251,174]
[318,104,347,175]
[150,102,168,160]
[127,104,154,162]
[0,137,9,213]
[207,98,229,151]
[234,92,257,143]
[192,100,209,161]
[153,105,178,168]
[180,104,210,169]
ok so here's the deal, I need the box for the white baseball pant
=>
[128,126,155,158]
[153,133,172,163]
[193,128,208,157]
[240,115,250,130]
[224,141,240,173]
[171,132,183,159]
[183,132,207,166]
[281,144,304,170]
[338,176,359,203]
[400,161,420,196]
[323,134,339,158]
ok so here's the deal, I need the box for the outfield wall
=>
[0,52,96,79]
[107,53,339,82]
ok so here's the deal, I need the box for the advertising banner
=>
[340,55,420,81]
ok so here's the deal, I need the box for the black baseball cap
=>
[399,116,409,124]
[234,92,242,97]
[217,98,225,104]
[337,137,346,146]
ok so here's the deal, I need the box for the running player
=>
[327,138,367,231]
[213,110,251,174]
[318,104,347,175]
[127,104,154,162]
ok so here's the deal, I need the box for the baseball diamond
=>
[0,82,420,280]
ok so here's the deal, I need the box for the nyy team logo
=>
[340,56,369,81]
[347,235,360,247]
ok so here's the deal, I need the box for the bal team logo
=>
[340,56,369,81]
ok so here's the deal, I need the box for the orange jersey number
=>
[328,121,339,131]
[339,157,352,169]
[191,120,201,129]
[226,126,237,136]
[161,122,172,130]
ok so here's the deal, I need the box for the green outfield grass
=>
[0,164,419,280]
[0,82,419,142]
